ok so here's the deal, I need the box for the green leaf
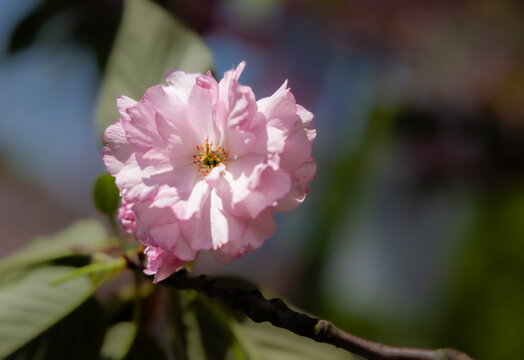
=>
[166,289,239,360]
[172,291,354,360]
[0,266,97,358]
[0,219,113,275]
[165,288,190,360]
[101,322,137,360]
[181,300,207,360]
[192,295,241,360]
[94,173,120,216]
[6,298,106,360]
[95,0,213,136]
[237,321,354,360]
[51,257,126,285]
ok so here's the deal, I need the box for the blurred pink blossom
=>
[117,198,137,234]
[103,62,316,282]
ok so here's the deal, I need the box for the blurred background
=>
[1,0,524,359]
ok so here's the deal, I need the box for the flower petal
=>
[142,84,200,157]
[154,253,184,283]
[116,95,137,119]
[103,120,134,175]
[275,161,317,212]
[133,199,176,229]
[164,71,199,103]
[210,189,248,249]
[256,80,297,152]
[210,207,276,263]
[114,154,158,201]
[225,154,267,204]
[187,73,219,142]
[179,186,248,253]
[279,115,316,173]
[144,246,185,283]
[232,167,291,218]
[174,179,211,220]
[216,62,258,157]
[122,101,164,152]
[148,222,196,261]
[244,207,277,251]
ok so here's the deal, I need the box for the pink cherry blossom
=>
[103,62,316,282]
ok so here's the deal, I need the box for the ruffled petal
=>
[244,207,277,251]
[179,186,248,254]
[296,104,313,126]
[164,71,199,103]
[174,180,211,220]
[116,95,137,119]
[187,72,219,143]
[142,84,200,158]
[133,199,177,229]
[224,154,267,205]
[118,199,137,234]
[148,222,196,261]
[178,194,213,251]
[275,161,317,212]
[232,167,291,218]
[114,154,158,201]
[210,207,276,263]
[209,189,249,249]
[123,101,163,152]
[255,81,297,154]
[103,120,134,175]
[216,62,258,158]
[144,246,185,283]
[279,111,317,173]
[144,164,199,198]
[154,253,184,282]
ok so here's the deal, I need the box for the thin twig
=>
[153,269,475,360]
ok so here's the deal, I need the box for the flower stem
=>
[132,268,142,328]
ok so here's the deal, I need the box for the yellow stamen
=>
[193,138,227,175]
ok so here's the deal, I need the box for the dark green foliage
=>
[8,0,122,70]
[193,295,238,360]
[435,188,524,360]
[6,298,106,360]
[124,331,167,360]
[0,267,97,358]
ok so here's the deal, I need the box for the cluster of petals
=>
[104,62,316,282]
[117,198,138,234]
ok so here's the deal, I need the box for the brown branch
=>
[153,269,475,360]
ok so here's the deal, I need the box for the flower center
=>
[193,139,227,175]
